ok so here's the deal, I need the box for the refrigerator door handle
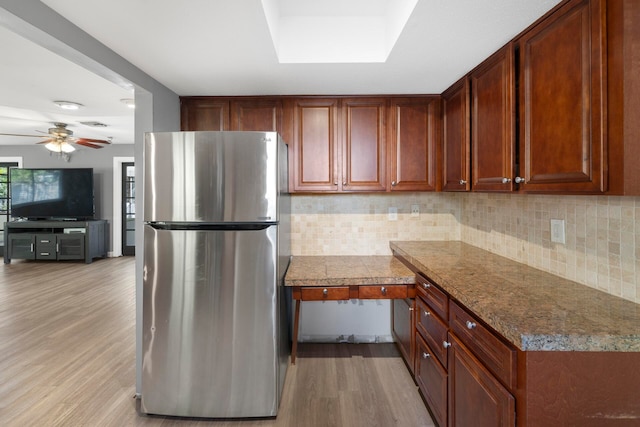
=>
[146,222,274,231]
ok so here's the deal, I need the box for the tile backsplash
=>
[291,193,461,255]
[291,193,640,304]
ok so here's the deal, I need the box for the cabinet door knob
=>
[424,310,431,317]
[322,288,328,296]
[502,177,511,184]
[515,176,525,184]
[422,352,430,359]
[422,282,430,289]
[343,181,347,186]
[459,179,467,185]
[391,181,397,186]
[408,307,415,311]
[334,181,338,185]
[30,243,34,252]
[466,320,477,329]
[380,287,387,295]
[443,341,451,348]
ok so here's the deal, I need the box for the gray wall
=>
[2,144,135,249]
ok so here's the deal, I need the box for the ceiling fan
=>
[0,122,111,154]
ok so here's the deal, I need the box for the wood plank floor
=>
[0,257,434,426]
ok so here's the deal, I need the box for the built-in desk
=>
[284,256,415,364]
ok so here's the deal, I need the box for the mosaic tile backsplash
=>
[291,193,640,304]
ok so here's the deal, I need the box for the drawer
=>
[415,274,448,321]
[449,300,517,390]
[300,287,350,301]
[415,334,447,427]
[358,285,407,299]
[416,296,449,368]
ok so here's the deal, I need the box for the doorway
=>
[122,162,135,256]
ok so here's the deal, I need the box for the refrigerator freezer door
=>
[144,131,281,223]
[141,224,281,418]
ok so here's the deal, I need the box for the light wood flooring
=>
[0,257,434,426]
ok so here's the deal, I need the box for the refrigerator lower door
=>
[141,224,282,418]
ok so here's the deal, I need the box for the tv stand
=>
[4,220,107,264]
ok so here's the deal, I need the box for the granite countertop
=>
[284,256,415,287]
[390,241,640,352]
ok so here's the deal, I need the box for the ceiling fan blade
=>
[75,140,105,149]
[76,137,111,144]
[0,132,48,138]
[36,139,54,144]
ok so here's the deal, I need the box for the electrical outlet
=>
[550,219,565,244]
[411,204,420,217]
[388,207,398,221]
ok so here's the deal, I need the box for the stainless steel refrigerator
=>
[141,131,291,418]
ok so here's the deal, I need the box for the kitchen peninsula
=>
[286,242,640,426]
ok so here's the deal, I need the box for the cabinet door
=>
[8,234,35,260]
[518,0,606,193]
[57,234,85,260]
[416,334,447,427]
[388,97,440,191]
[448,335,515,427]
[180,98,229,131]
[471,44,515,192]
[341,98,387,192]
[392,298,415,374]
[230,98,282,132]
[290,98,339,192]
[442,78,470,191]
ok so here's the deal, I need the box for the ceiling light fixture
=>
[120,98,135,109]
[54,100,83,110]
[45,140,76,153]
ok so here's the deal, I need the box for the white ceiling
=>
[0,0,562,147]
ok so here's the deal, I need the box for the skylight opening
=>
[261,0,419,64]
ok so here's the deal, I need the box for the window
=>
[0,161,19,252]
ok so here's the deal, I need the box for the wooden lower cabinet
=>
[416,334,448,427]
[392,298,415,374]
[448,334,515,427]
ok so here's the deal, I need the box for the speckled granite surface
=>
[390,241,640,352]
[284,256,415,287]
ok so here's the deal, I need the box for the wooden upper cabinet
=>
[442,78,470,191]
[230,98,282,132]
[180,97,229,131]
[290,98,339,192]
[471,44,515,192]
[518,0,606,193]
[388,97,440,191]
[341,98,387,192]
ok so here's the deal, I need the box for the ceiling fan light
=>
[45,141,75,153]
[54,101,84,110]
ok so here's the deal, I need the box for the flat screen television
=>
[10,168,95,220]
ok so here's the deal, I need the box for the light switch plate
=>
[388,207,398,221]
[550,219,565,244]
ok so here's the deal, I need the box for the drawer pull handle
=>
[422,282,430,289]
[422,352,430,359]
[322,288,328,296]
[466,320,477,330]
[41,252,49,256]
[424,310,431,317]
[380,287,387,295]
[443,341,451,349]
[41,240,50,243]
